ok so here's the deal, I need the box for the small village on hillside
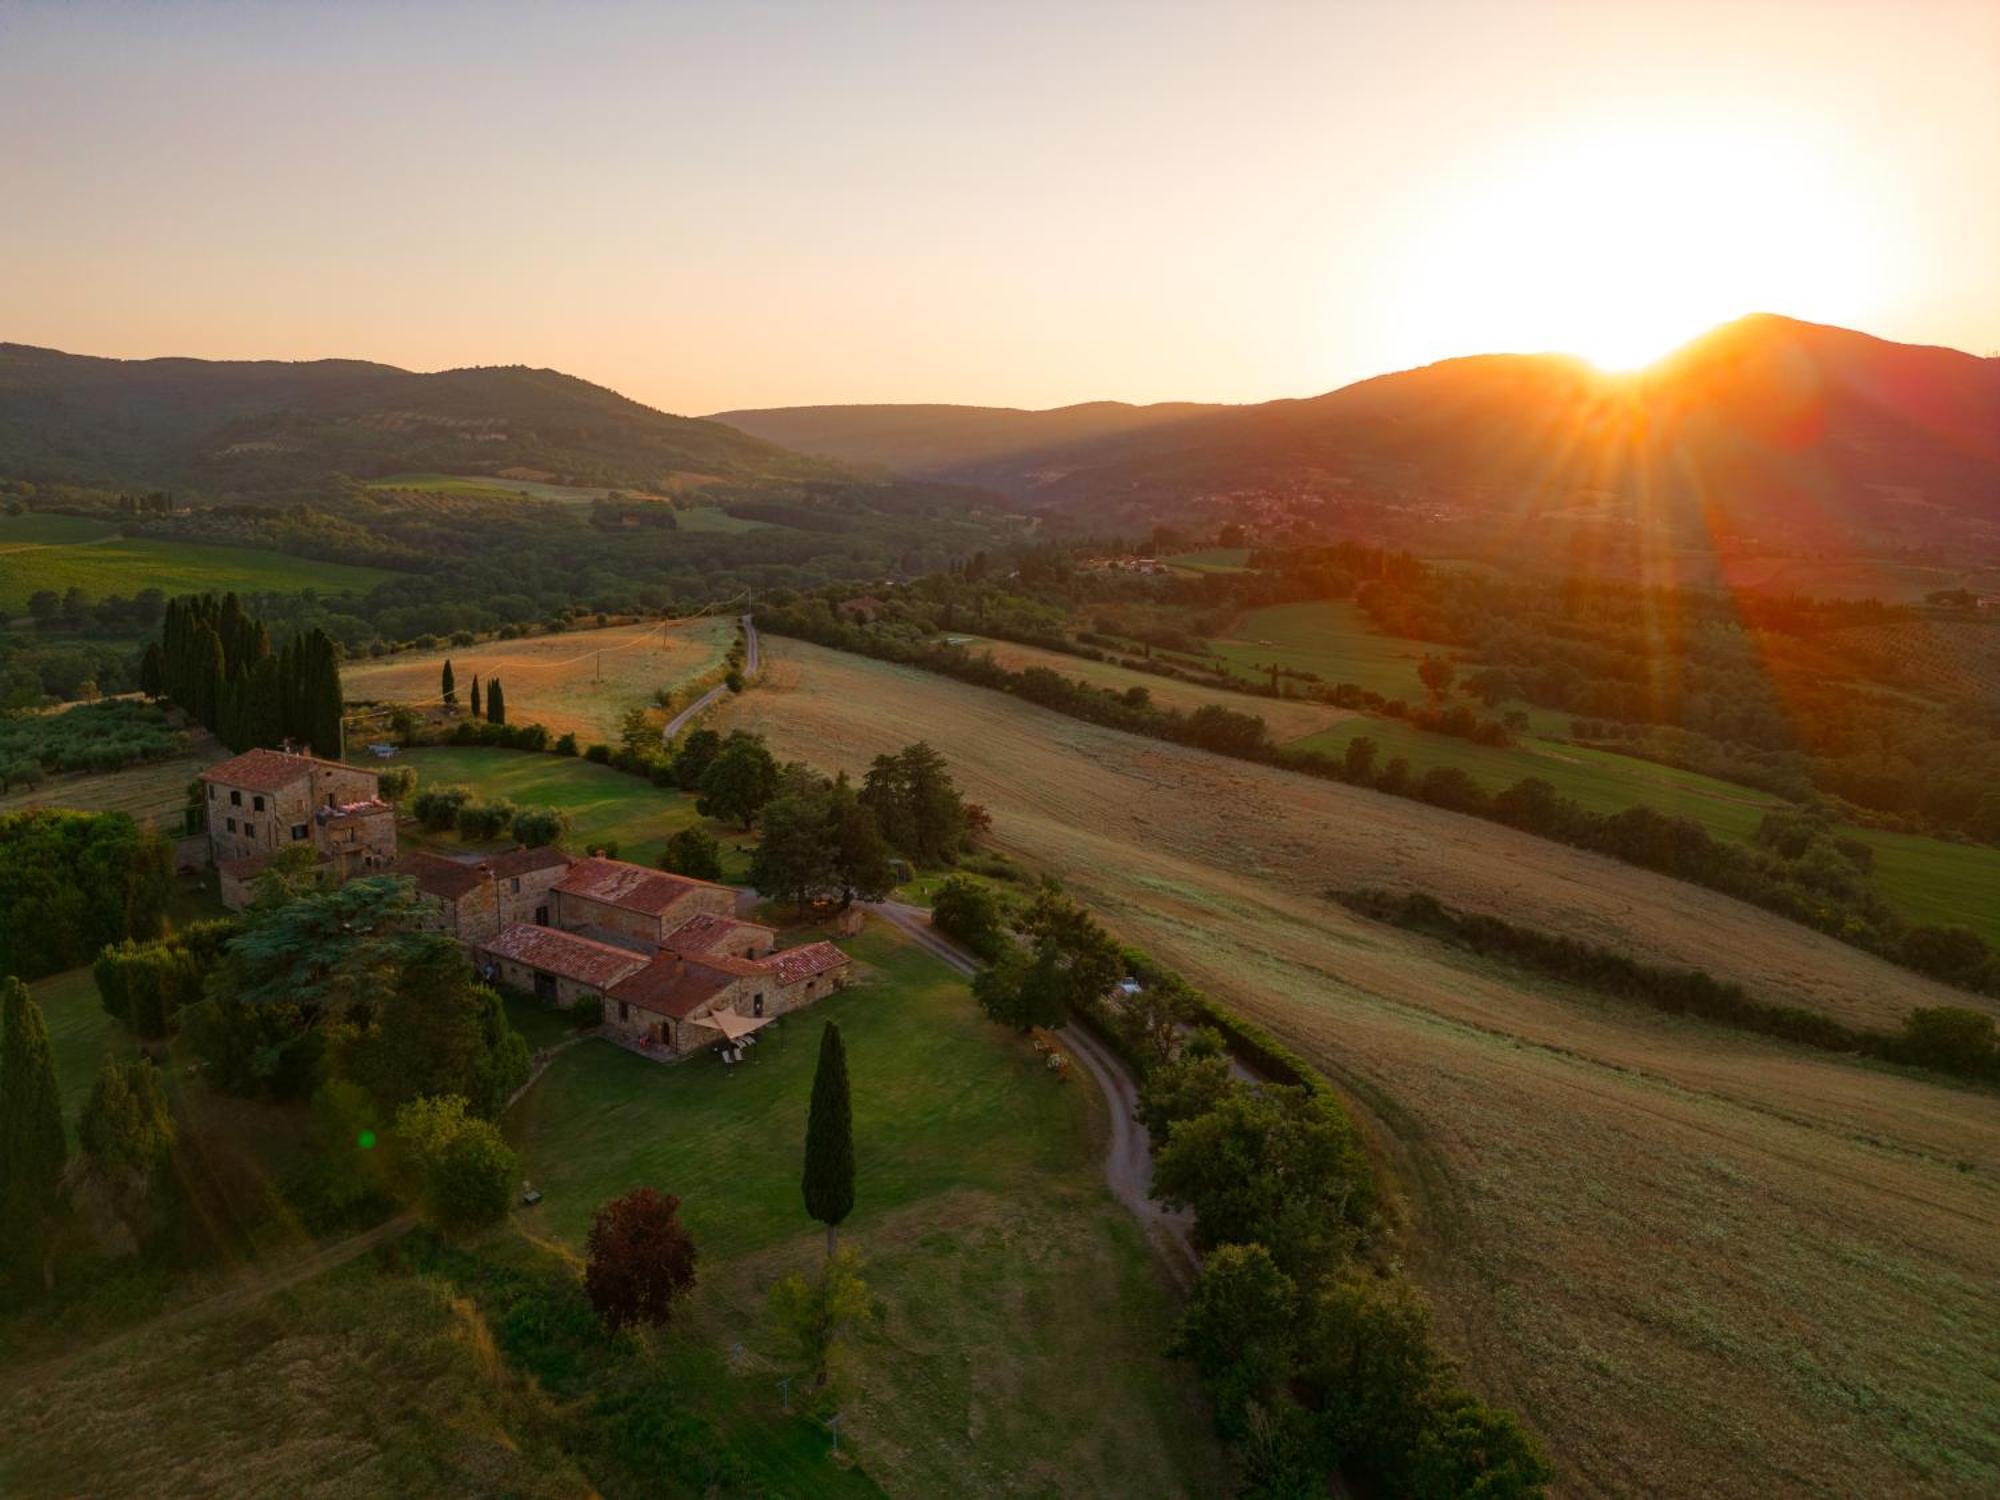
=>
[197,744,854,1061]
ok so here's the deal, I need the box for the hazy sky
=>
[3,0,1996,413]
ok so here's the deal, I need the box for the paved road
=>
[862,897,1201,1281]
[660,613,757,744]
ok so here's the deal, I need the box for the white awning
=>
[691,1008,773,1043]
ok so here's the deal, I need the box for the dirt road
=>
[660,613,757,742]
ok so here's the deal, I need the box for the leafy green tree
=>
[332,938,522,1114]
[76,1056,178,1251]
[750,792,839,911]
[972,945,1068,1032]
[1300,1274,1438,1478]
[802,1022,854,1257]
[1017,887,1123,1014]
[1153,1086,1373,1275]
[670,726,722,789]
[1417,654,1455,702]
[509,805,570,848]
[394,1094,516,1236]
[1409,1393,1554,1500]
[584,1187,699,1331]
[1343,735,1378,783]
[929,874,1005,961]
[660,826,723,881]
[1896,1005,1998,1077]
[1173,1243,1299,1438]
[769,1245,872,1393]
[825,773,894,907]
[697,732,779,829]
[860,741,967,864]
[0,976,67,1286]
[1136,1032,1236,1135]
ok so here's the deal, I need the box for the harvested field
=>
[950,634,1353,742]
[0,749,218,829]
[343,616,735,745]
[717,638,2000,1499]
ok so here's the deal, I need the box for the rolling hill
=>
[0,343,844,494]
[711,317,2000,553]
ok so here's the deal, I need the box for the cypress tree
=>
[486,678,506,725]
[441,659,457,708]
[192,625,225,730]
[801,1021,854,1258]
[469,675,481,719]
[246,654,286,749]
[301,629,344,758]
[139,642,164,699]
[1,975,68,1287]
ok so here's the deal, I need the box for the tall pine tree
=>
[802,1021,854,1258]
[441,659,457,708]
[1,976,68,1288]
[469,675,481,719]
[486,678,506,725]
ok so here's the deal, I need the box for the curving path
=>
[861,897,1200,1280]
[660,613,757,743]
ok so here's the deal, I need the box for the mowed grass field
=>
[393,746,752,875]
[366,471,615,504]
[507,919,1225,1497]
[345,616,736,746]
[1216,600,2000,940]
[951,634,1354,742]
[0,515,398,614]
[0,749,219,830]
[717,638,2000,1499]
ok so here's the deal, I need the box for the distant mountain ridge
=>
[0,343,842,494]
[711,317,2000,547]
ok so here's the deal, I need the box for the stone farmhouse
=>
[202,750,856,1058]
[203,748,397,907]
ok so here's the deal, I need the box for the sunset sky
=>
[3,0,1996,413]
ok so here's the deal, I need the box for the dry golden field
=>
[342,617,736,745]
[719,638,2000,1499]
[949,633,1354,743]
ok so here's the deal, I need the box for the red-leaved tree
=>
[584,1188,699,1331]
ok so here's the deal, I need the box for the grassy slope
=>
[392,746,751,875]
[0,518,398,613]
[1220,599,2000,943]
[717,638,2000,1499]
[0,1258,597,1500]
[507,920,1225,1497]
[33,966,133,1143]
[345,616,736,745]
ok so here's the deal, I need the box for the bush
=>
[930,874,1007,961]
[584,742,612,764]
[510,805,571,848]
[571,995,604,1030]
[660,826,723,881]
[411,784,473,832]
[455,798,518,842]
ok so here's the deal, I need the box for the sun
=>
[1395,119,1881,372]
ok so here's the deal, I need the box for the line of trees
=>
[757,606,2000,1001]
[1339,887,2000,1082]
[0,809,174,982]
[151,592,344,757]
[959,881,1551,1495]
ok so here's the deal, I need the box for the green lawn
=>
[1210,598,1434,702]
[1167,547,1250,573]
[394,746,753,875]
[0,514,119,549]
[504,918,1224,1496]
[0,519,399,613]
[1855,827,2000,946]
[30,966,133,1144]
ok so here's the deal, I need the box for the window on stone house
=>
[226,817,237,833]
[245,824,256,839]
[230,790,242,806]
[511,877,520,893]
[753,992,764,1016]
[252,795,264,812]
[618,1001,630,1022]
[292,824,307,840]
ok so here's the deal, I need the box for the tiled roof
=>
[607,956,740,1019]
[662,912,761,955]
[200,747,351,792]
[763,941,851,986]
[554,855,722,917]
[480,923,650,989]
[486,845,574,878]
[395,850,490,902]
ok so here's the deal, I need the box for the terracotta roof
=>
[607,955,740,1019]
[554,855,723,918]
[200,748,326,792]
[664,912,773,956]
[480,923,650,989]
[395,850,490,902]
[763,941,851,986]
[486,846,574,878]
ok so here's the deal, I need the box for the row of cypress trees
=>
[144,593,345,757]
